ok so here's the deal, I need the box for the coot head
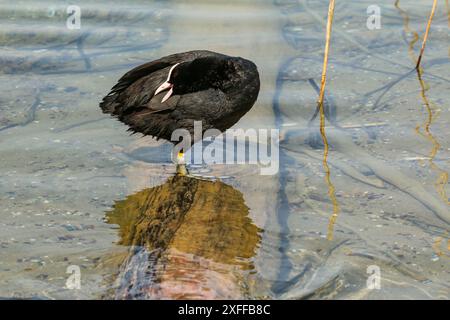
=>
[154,56,234,102]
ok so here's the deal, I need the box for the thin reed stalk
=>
[416,0,438,69]
[316,0,340,240]
[317,0,335,108]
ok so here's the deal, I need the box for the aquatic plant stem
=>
[317,0,335,109]
[416,0,438,69]
[396,0,449,205]
[315,0,340,240]
[415,69,450,205]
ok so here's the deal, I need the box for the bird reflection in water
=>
[105,175,262,299]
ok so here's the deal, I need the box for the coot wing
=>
[106,50,220,95]
[120,87,230,141]
[100,50,218,115]
[111,67,181,116]
[108,52,183,94]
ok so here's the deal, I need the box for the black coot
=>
[100,50,260,173]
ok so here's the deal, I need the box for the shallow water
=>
[0,0,449,299]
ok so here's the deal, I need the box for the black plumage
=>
[100,50,260,144]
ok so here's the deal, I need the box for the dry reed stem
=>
[317,0,335,108]
[416,0,438,69]
[315,0,339,240]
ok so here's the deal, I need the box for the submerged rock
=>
[105,175,262,299]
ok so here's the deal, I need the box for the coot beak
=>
[161,87,174,103]
[154,63,180,103]
[154,81,173,97]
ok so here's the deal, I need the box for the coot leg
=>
[176,164,188,176]
[176,151,188,176]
